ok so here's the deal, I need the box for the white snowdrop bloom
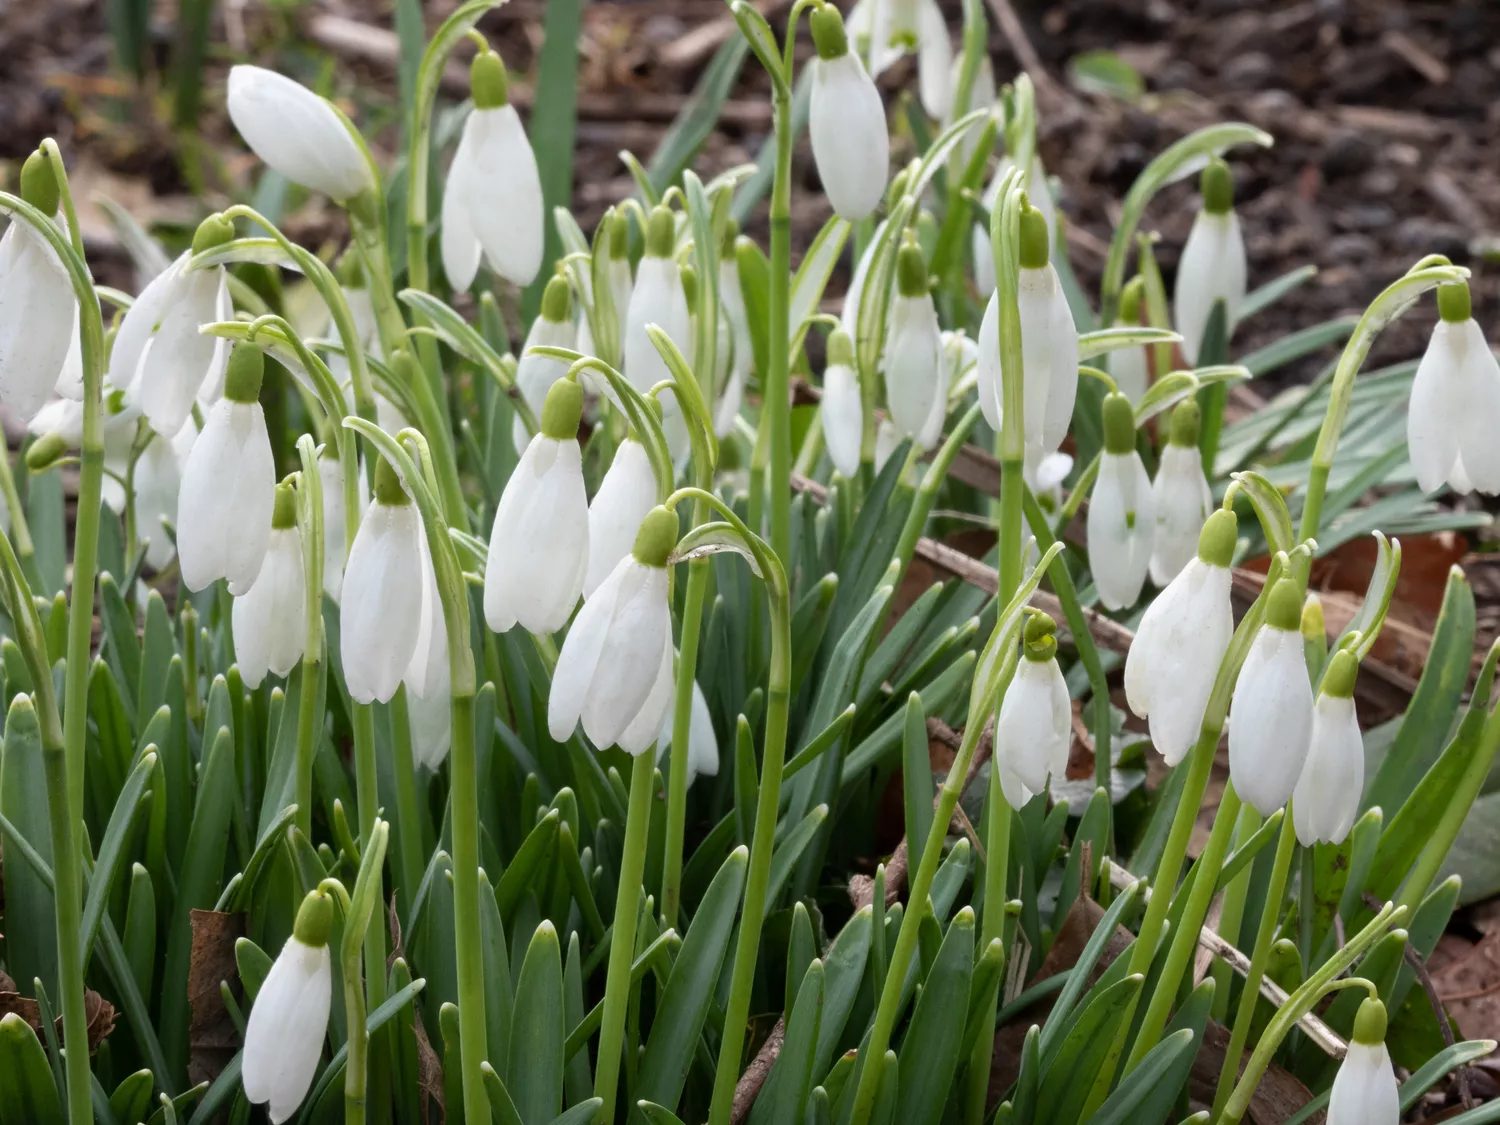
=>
[441,49,544,289]
[839,221,883,341]
[242,891,333,1125]
[1027,451,1074,514]
[115,216,234,437]
[133,424,193,571]
[884,242,942,441]
[714,225,752,438]
[1228,577,1315,816]
[823,330,864,478]
[809,6,889,222]
[1292,651,1364,846]
[318,451,368,603]
[549,506,677,751]
[585,436,659,598]
[486,379,589,635]
[657,678,720,788]
[619,635,677,755]
[1174,157,1246,365]
[994,616,1071,808]
[1407,281,1500,495]
[1111,275,1150,404]
[914,330,960,450]
[404,533,451,769]
[976,206,1077,464]
[177,346,276,593]
[624,206,693,466]
[340,460,426,705]
[1125,509,1236,766]
[1088,393,1155,611]
[26,385,140,515]
[974,153,1054,297]
[605,213,634,353]
[227,66,372,202]
[1151,399,1214,586]
[873,417,901,474]
[1328,999,1399,1125]
[511,276,577,453]
[916,0,953,119]
[0,155,78,424]
[233,483,307,688]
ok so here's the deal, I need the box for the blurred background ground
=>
[6,0,1500,1092]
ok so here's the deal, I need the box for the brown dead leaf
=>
[1196,1020,1322,1124]
[1430,928,1500,1046]
[0,987,116,1053]
[187,908,244,1086]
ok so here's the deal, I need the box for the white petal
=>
[1039,270,1080,458]
[1454,320,1500,493]
[995,657,1069,807]
[810,53,889,221]
[874,418,901,474]
[135,266,224,436]
[340,501,426,704]
[178,400,275,592]
[659,679,721,786]
[133,433,184,570]
[915,0,953,119]
[319,456,349,602]
[976,292,1001,431]
[227,66,372,200]
[549,559,631,741]
[1292,693,1364,846]
[1174,210,1246,365]
[1229,626,1314,815]
[440,134,482,293]
[242,937,331,1123]
[403,531,449,698]
[53,301,85,399]
[233,528,307,687]
[459,106,545,286]
[1112,342,1149,404]
[841,225,883,340]
[484,436,589,635]
[513,317,577,452]
[111,253,186,392]
[619,637,675,755]
[823,362,864,478]
[406,684,452,770]
[883,293,942,439]
[1407,319,1466,493]
[1150,443,1213,587]
[1327,1041,1399,1125]
[0,226,77,422]
[1087,452,1156,611]
[585,439,659,598]
[578,565,671,749]
[624,257,692,398]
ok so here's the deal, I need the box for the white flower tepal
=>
[177,346,276,593]
[624,206,693,465]
[994,616,1071,809]
[243,891,333,1124]
[1088,393,1155,611]
[585,437,658,598]
[405,534,452,769]
[1407,282,1500,495]
[486,378,590,636]
[233,484,307,688]
[1151,400,1214,586]
[809,6,889,222]
[1292,651,1364,846]
[657,678,720,788]
[549,506,678,751]
[1328,999,1399,1125]
[1125,510,1236,766]
[227,66,373,202]
[511,276,577,453]
[1228,577,1315,816]
[823,330,864,478]
[1111,275,1150,403]
[441,49,544,289]
[1174,157,1246,365]
[884,242,942,442]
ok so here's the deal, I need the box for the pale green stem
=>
[44,725,91,1124]
[1209,807,1261,1022]
[662,534,710,928]
[0,443,34,564]
[766,81,793,567]
[389,686,426,921]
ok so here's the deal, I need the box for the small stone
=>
[1359,169,1401,197]
[1221,52,1275,90]
[1321,130,1375,178]
[1326,233,1379,262]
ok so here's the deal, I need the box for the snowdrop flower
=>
[619,636,677,755]
[657,679,720,788]
[1027,451,1073,516]
[177,344,275,593]
[1111,276,1150,404]
[442,48,544,289]
[884,242,942,441]
[809,5,889,222]
[873,418,901,474]
[549,506,677,751]
[975,154,1055,298]
[823,330,863,478]
[916,0,953,119]
[1229,576,1315,815]
[604,213,634,353]
[404,535,451,769]
[715,221,752,438]
[133,423,195,571]
[1327,999,1399,1125]
[585,434,658,598]
[0,152,77,423]
[1174,157,1246,365]
[227,66,373,202]
[318,450,368,603]
[840,223,880,341]
[242,890,333,1124]
[624,206,693,464]
[995,615,1071,808]
[1151,398,1213,586]
[977,204,1078,466]
[29,383,141,514]
[1292,650,1364,846]
[1125,508,1236,766]
[114,214,233,437]
[511,275,577,452]
[233,483,307,688]
[879,0,920,53]
[1407,281,1500,495]
[486,378,589,635]
[341,459,426,704]
[1088,393,1155,610]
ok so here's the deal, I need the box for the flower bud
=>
[1150,399,1212,586]
[1408,280,1500,495]
[1174,158,1246,365]
[1292,648,1362,846]
[1229,575,1315,815]
[1327,998,1398,1125]
[25,431,68,474]
[995,619,1071,808]
[1090,395,1155,610]
[810,18,889,221]
[227,65,374,201]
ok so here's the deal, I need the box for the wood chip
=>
[1381,29,1450,86]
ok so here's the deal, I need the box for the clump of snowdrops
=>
[0,1,1496,1124]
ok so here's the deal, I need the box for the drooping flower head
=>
[1229,574,1315,815]
[512,275,577,452]
[441,47,545,289]
[1111,275,1150,404]
[227,66,374,202]
[585,432,658,598]
[995,614,1071,809]
[1292,648,1364,846]
[1174,156,1246,365]
[486,376,590,636]
[1328,998,1399,1125]
[242,889,333,1124]
[809,4,890,222]
[1150,397,1214,587]
[1088,391,1155,611]
[624,205,692,464]
[1407,281,1500,495]
[823,329,863,479]
[884,239,943,442]
[233,481,308,688]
